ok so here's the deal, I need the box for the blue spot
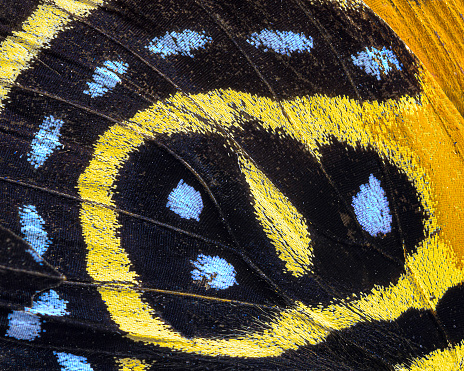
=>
[191,254,238,290]
[27,115,64,169]
[146,29,212,58]
[351,46,403,80]
[352,174,392,236]
[27,290,69,316]
[84,60,128,98]
[167,179,203,221]
[247,30,313,56]
[53,352,93,371]
[6,311,41,341]
[19,204,51,260]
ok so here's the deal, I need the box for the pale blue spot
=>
[19,204,51,261]
[247,30,313,56]
[6,311,41,341]
[352,174,392,236]
[167,179,203,221]
[191,254,238,290]
[27,290,69,317]
[84,60,128,98]
[351,46,403,80]
[54,352,93,371]
[27,115,64,169]
[146,29,212,58]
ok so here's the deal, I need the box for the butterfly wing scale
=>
[0,0,463,369]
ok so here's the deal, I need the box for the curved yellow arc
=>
[79,84,464,357]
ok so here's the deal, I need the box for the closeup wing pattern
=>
[0,0,463,370]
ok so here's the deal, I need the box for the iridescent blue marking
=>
[27,290,69,316]
[146,29,212,58]
[19,204,51,261]
[351,46,403,80]
[191,254,238,290]
[83,60,128,98]
[27,115,64,169]
[247,30,313,56]
[352,174,392,236]
[54,352,93,371]
[166,179,203,221]
[6,311,41,341]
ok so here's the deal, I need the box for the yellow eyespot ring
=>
[78,81,464,359]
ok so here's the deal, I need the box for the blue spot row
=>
[351,46,402,80]
[352,174,392,237]
[146,28,314,58]
[191,254,238,290]
[84,60,128,98]
[54,352,94,371]
[6,290,69,342]
[167,179,204,221]
[144,28,400,84]
[19,204,51,261]
[147,29,212,58]
[27,115,64,169]
[247,29,314,56]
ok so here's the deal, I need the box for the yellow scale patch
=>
[395,342,464,370]
[117,358,150,371]
[238,155,313,277]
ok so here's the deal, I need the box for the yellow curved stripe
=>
[395,340,464,370]
[364,0,464,117]
[78,73,464,357]
[238,155,313,277]
[0,0,104,109]
[97,285,327,357]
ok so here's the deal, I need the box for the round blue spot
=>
[191,254,238,290]
[247,29,313,56]
[352,174,392,236]
[6,311,41,341]
[146,29,212,58]
[167,179,203,221]
[351,46,403,80]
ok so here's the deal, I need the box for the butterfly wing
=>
[0,0,464,370]
[365,0,464,118]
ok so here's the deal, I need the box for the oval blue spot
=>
[19,204,51,261]
[27,115,64,169]
[351,46,402,80]
[27,290,69,317]
[166,179,203,221]
[247,29,313,56]
[191,254,238,290]
[53,352,94,371]
[84,60,128,98]
[146,29,212,58]
[6,311,41,341]
[352,174,392,236]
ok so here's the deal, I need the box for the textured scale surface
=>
[0,0,464,370]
